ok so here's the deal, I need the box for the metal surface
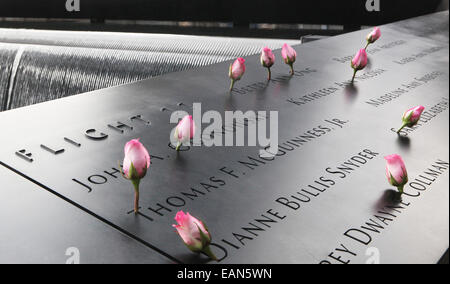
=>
[0,12,448,264]
[0,30,299,110]
[386,10,450,44]
[0,44,16,111]
[0,166,173,264]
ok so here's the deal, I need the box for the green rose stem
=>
[289,63,294,75]
[118,160,142,214]
[351,69,357,83]
[267,67,272,80]
[132,179,140,214]
[397,184,404,195]
[397,122,409,134]
[202,245,218,261]
[229,79,235,92]
[364,41,370,51]
[176,141,181,151]
[198,227,218,261]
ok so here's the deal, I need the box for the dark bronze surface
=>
[0,12,448,263]
[0,166,174,264]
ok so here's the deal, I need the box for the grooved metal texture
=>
[0,44,16,111]
[0,29,300,110]
[0,29,296,55]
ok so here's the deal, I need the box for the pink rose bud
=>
[385,154,409,194]
[351,49,368,70]
[281,43,297,74]
[123,139,150,179]
[122,139,150,213]
[261,47,275,68]
[228,57,246,91]
[397,105,425,133]
[174,115,195,151]
[261,47,275,80]
[173,211,217,261]
[350,49,368,83]
[366,27,381,47]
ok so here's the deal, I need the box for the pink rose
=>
[173,211,217,261]
[397,105,425,133]
[385,154,408,193]
[174,115,195,150]
[122,139,150,213]
[350,49,368,83]
[351,49,368,71]
[281,43,297,74]
[229,57,246,80]
[366,27,381,44]
[123,139,150,180]
[261,47,275,68]
[228,58,246,91]
[261,47,275,80]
